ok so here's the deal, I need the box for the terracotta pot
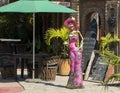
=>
[58,58,70,75]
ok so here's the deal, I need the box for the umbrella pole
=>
[32,13,35,79]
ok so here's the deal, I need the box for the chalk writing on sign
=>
[88,53,108,81]
[82,37,96,72]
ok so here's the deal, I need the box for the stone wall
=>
[80,0,105,37]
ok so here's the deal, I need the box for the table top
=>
[0,39,21,42]
[12,52,51,60]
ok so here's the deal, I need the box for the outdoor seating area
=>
[0,57,14,79]
[0,54,60,81]
[0,42,60,81]
[0,42,15,79]
[1,0,120,92]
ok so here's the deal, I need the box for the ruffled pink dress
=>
[66,34,84,89]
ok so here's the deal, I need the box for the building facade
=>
[80,0,120,55]
[80,0,120,77]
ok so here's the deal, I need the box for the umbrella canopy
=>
[0,0,77,13]
[0,0,77,79]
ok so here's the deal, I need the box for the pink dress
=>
[66,34,84,89]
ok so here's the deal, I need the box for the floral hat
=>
[64,17,79,31]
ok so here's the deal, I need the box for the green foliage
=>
[45,26,69,46]
[100,51,120,66]
[100,33,120,54]
[100,51,120,86]
[100,33,120,87]
[0,13,32,42]
[44,26,69,57]
[0,13,43,53]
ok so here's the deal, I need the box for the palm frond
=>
[100,33,120,88]
[45,28,60,45]
[44,26,69,45]
[100,52,120,66]
[113,34,120,42]
[59,26,69,41]
[100,33,120,53]
[102,73,120,87]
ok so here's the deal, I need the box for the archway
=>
[85,12,103,44]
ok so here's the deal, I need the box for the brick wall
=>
[80,0,105,37]
[70,0,80,26]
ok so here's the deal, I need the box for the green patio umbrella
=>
[0,0,77,79]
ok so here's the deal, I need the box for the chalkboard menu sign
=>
[88,53,108,81]
[82,37,96,72]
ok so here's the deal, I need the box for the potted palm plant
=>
[44,26,70,75]
[99,33,120,87]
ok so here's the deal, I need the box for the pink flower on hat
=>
[64,17,79,31]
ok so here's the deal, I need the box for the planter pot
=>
[58,58,70,75]
[39,56,59,81]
